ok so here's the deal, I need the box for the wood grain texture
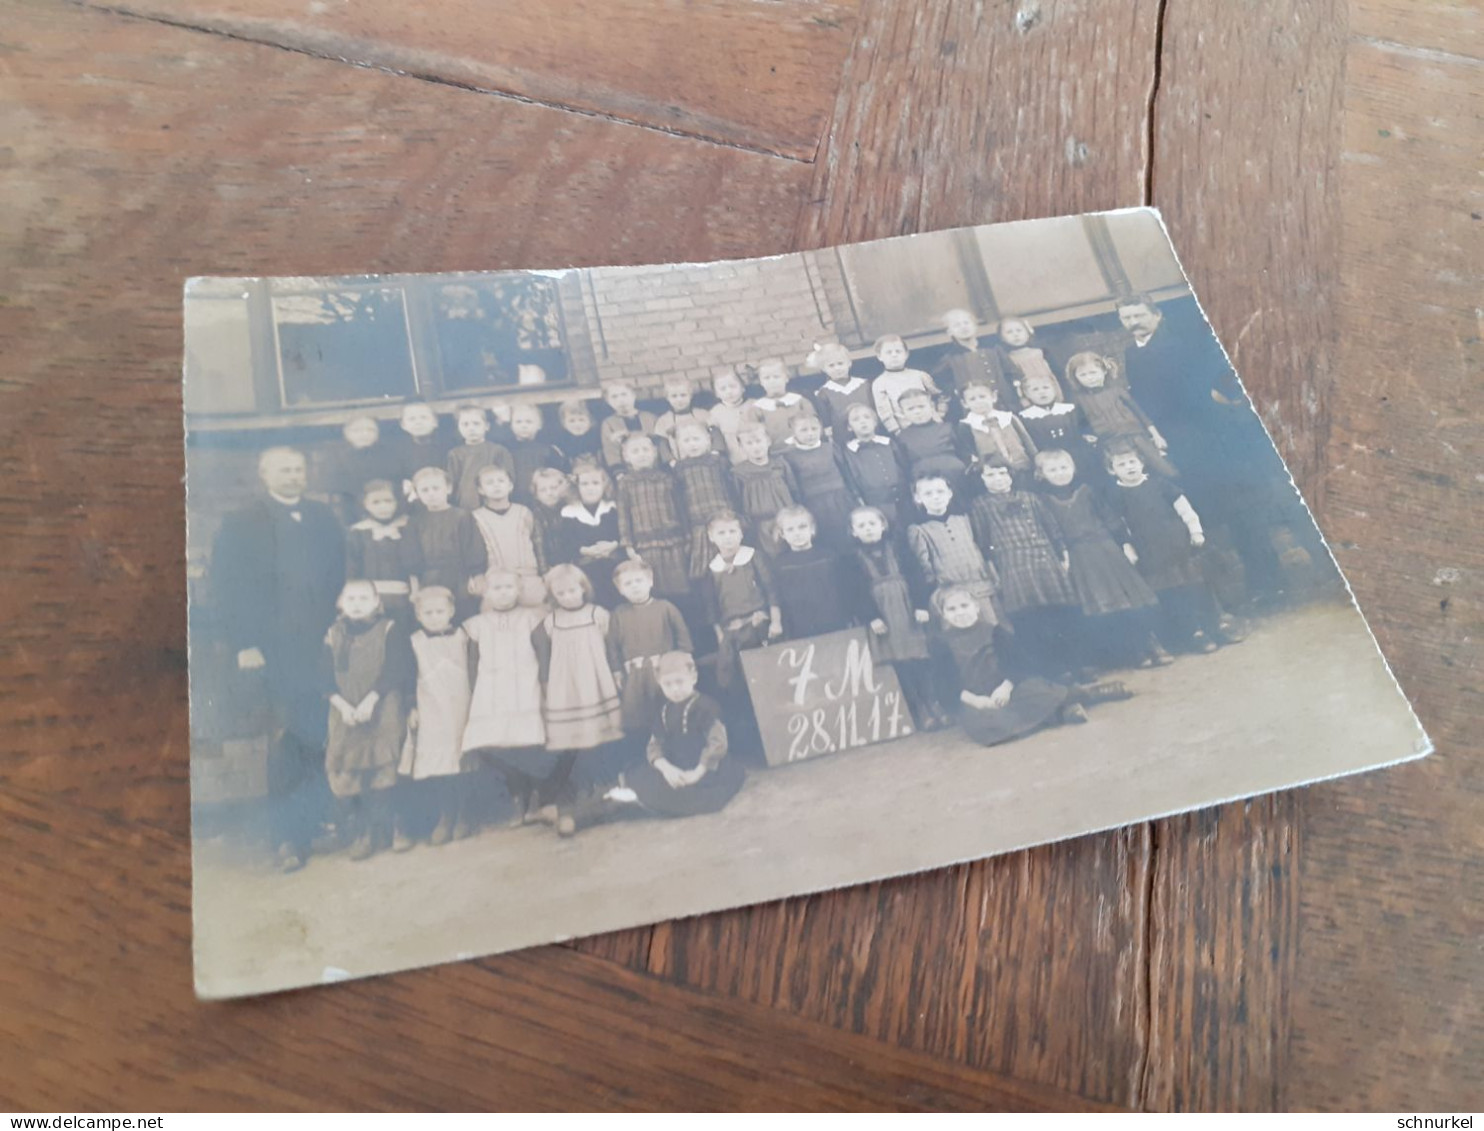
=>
[1138,0,1347,1110]
[1350,0,1482,58]
[1286,36,1483,1109]
[2,0,1481,1110]
[0,788,1120,1112]
[794,0,1164,250]
[77,0,857,158]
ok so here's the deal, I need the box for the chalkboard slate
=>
[739,627,913,767]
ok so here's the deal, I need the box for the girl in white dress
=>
[461,570,551,825]
[400,586,474,848]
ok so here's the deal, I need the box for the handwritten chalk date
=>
[784,692,910,762]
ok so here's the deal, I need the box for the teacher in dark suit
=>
[212,445,345,871]
[1113,292,1292,602]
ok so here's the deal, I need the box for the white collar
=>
[709,546,756,572]
[1115,474,1150,488]
[349,515,407,540]
[269,492,303,508]
[846,436,891,451]
[757,393,803,410]
[1021,403,1075,418]
[822,377,866,395]
[561,500,615,524]
[790,439,823,452]
[962,409,1014,430]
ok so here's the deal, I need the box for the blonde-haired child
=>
[614,433,692,606]
[1034,448,1170,670]
[730,423,799,556]
[671,421,740,578]
[599,381,663,470]
[932,308,1020,411]
[461,570,549,827]
[745,357,816,451]
[606,558,693,734]
[907,474,1000,627]
[771,505,855,638]
[707,369,753,465]
[408,466,487,621]
[506,403,567,505]
[849,506,944,730]
[470,465,545,608]
[401,586,475,847]
[957,380,1037,474]
[532,564,624,819]
[870,334,942,434]
[447,404,515,511]
[996,316,1059,407]
[808,342,873,442]
[654,376,713,453]
[345,478,422,624]
[839,404,908,528]
[559,462,623,608]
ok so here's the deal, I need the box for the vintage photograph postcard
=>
[185,208,1429,998]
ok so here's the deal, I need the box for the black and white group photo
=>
[184,209,1425,997]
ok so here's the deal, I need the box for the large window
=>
[272,283,419,407]
[431,275,569,390]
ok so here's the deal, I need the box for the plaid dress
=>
[967,489,1077,614]
[616,467,691,598]
[673,452,740,577]
[731,457,799,555]
[907,514,999,623]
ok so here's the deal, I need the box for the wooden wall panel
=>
[1286,36,1484,1109]
[78,0,857,158]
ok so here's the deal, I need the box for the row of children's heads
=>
[343,345,1131,454]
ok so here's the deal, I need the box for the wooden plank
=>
[794,0,1164,249]
[1136,0,1347,1111]
[614,0,1165,1108]
[78,0,858,159]
[0,787,1121,1111]
[643,832,1154,1105]
[1350,0,1483,59]
[0,0,809,840]
[1286,37,1484,1110]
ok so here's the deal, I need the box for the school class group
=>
[293,300,1238,866]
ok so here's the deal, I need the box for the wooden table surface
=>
[2,0,1479,1111]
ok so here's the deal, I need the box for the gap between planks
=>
[64,0,819,163]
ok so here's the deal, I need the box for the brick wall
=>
[579,251,839,393]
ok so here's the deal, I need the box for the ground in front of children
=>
[192,599,1426,998]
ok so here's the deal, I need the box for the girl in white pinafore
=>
[400,586,474,848]
[461,570,552,825]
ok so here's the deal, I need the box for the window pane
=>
[977,215,1108,314]
[839,231,972,342]
[272,285,417,406]
[1103,210,1187,292]
[434,275,569,390]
